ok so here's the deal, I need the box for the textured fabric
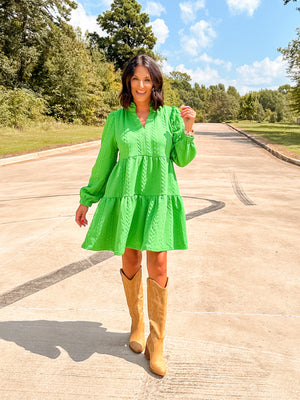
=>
[80,103,197,255]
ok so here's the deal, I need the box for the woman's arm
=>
[79,112,118,207]
[170,106,197,167]
[75,204,88,227]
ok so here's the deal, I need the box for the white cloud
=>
[145,1,166,17]
[227,0,260,16]
[161,56,289,95]
[148,18,169,47]
[236,56,288,85]
[175,63,220,86]
[180,20,216,56]
[198,53,232,71]
[160,59,174,75]
[70,3,104,35]
[179,0,205,24]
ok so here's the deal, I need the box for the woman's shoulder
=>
[103,108,126,126]
[157,105,180,121]
[108,108,124,119]
[157,104,178,115]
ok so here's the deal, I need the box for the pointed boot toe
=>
[150,359,166,376]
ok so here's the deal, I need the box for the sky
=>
[70,0,300,94]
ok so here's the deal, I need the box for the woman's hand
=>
[75,204,89,227]
[179,105,196,132]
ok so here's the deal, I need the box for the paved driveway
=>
[0,123,299,399]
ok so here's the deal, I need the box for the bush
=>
[0,86,48,128]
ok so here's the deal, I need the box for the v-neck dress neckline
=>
[128,102,154,129]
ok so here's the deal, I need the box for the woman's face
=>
[130,65,153,106]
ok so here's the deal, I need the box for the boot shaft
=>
[120,267,144,320]
[120,267,145,353]
[146,277,168,376]
[147,278,168,340]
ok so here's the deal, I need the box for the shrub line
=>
[0,140,100,167]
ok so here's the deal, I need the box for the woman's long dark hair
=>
[120,54,164,111]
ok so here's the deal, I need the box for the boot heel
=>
[144,344,150,360]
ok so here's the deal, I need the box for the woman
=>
[75,54,196,376]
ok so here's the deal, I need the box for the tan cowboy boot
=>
[120,267,145,353]
[144,277,168,376]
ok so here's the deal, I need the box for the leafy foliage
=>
[0,0,120,126]
[34,30,120,124]
[165,70,294,123]
[0,86,47,127]
[92,0,157,70]
[0,0,77,87]
[0,0,295,127]
[279,28,300,113]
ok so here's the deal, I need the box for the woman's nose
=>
[138,80,144,88]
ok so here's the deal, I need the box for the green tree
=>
[169,71,196,107]
[170,72,192,92]
[258,89,282,112]
[227,85,240,99]
[90,46,121,112]
[0,0,77,88]
[239,93,264,121]
[194,83,209,121]
[279,28,300,114]
[0,85,47,127]
[255,101,265,122]
[207,85,240,122]
[92,0,157,70]
[257,88,292,121]
[163,76,181,107]
[278,84,292,94]
[34,29,119,124]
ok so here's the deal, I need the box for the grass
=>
[0,122,103,157]
[2,120,300,159]
[231,121,300,157]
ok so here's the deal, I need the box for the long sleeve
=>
[80,112,118,207]
[169,107,197,167]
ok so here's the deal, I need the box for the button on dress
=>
[80,103,197,255]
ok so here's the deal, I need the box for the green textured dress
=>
[80,103,197,255]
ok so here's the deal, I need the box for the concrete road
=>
[0,123,299,399]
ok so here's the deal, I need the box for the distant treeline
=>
[164,74,295,124]
[0,0,297,128]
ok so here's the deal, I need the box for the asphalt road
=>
[0,123,299,399]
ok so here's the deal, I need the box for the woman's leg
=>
[145,250,168,376]
[122,247,142,279]
[120,247,145,353]
[146,250,167,288]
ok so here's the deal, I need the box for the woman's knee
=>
[147,251,167,274]
[122,247,142,265]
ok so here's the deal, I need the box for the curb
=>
[226,123,300,167]
[0,140,101,166]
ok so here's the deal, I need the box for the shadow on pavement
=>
[0,320,152,373]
